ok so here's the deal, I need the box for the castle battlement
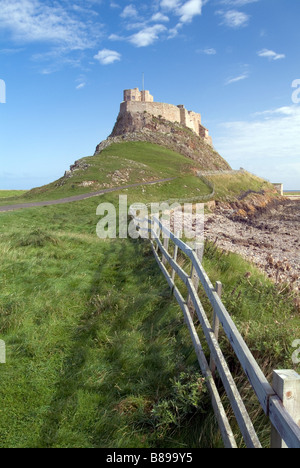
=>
[120,88,212,145]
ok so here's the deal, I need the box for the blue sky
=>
[0,0,299,190]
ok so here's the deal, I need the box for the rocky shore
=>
[204,197,300,300]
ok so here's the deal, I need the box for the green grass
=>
[202,243,299,369]
[206,172,273,200]
[284,191,300,195]
[0,191,298,448]
[0,190,27,198]
[0,201,213,448]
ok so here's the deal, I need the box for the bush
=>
[150,370,208,438]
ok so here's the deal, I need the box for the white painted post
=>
[171,231,180,282]
[0,340,6,364]
[155,224,160,253]
[162,237,169,266]
[271,370,300,448]
[209,281,222,378]
[187,243,204,314]
[193,243,204,292]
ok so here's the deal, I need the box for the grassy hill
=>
[0,143,211,205]
[0,142,273,206]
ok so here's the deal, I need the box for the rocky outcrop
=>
[95,111,231,172]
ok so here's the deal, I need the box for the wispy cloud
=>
[257,49,286,61]
[31,47,83,74]
[216,105,300,162]
[110,2,120,9]
[217,9,250,28]
[109,1,207,47]
[94,49,121,65]
[129,24,167,47]
[253,106,296,117]
[198,47,217,55]
[225,64,249,85]
[161,0,206,24]
[177,0,204,23]
[0,0,101,51]
[120,4,139,19]
[0,47,24,54]
[220,0,259,5]
[160,0,181,9]
[215,105,300,186]
[151,12,170,22]
[225,73,248,85]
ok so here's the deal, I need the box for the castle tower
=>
[123,88,154,103]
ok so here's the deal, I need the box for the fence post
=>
[187,243,204,314]
[271,370,300,448]
[209,281,222,378]
[154,223,160,253]
[171,231,180,282]
[162,237,169,266]
[0,340,6,364]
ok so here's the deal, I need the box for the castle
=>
[120,88,212,145]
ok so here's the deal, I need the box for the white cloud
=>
[257,49,286,61]
[151,12,170,22]
[94,49,121,65]
[225,73,248,85]
[120,4,139,19]
[0,0,99,50]
[253,106,296,117]
[199,47,217,55]
[110,2,120,8]
[110,1,206,47]
[161,0,205,24]
[161,0,181,9]
[108,33,125,41]
[217,9,250,28]
[214,106,300,180]
[167,22,183,38]
[177,0,203,23]
[129,24,167,47]
[76,82,86,90]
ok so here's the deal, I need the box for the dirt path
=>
[0,178,176,213]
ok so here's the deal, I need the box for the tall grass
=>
[0,203,216,448]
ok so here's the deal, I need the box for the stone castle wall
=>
[120,101,182,125]
[118,88,212,146]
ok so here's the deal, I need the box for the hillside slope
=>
[2,142,216,205]
[96,111,230,171]
[0,141,275,209]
